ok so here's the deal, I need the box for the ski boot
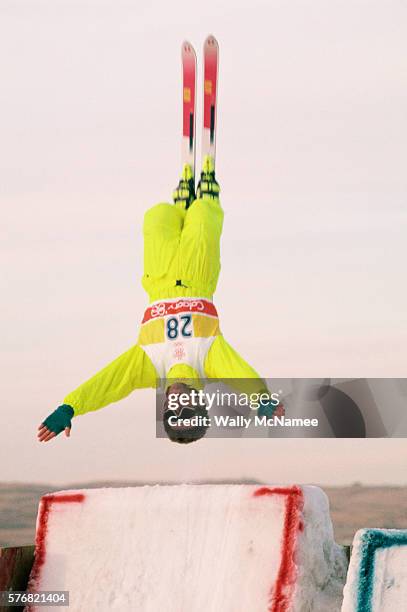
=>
[173,163,195,210]
[196,155,220,201]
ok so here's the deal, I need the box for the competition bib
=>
[138,298,220,379]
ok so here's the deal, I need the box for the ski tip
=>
[182,40,197,58]
[204,34,218,49]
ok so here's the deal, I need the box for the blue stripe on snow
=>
[356,529,407,612]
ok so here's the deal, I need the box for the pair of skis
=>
[181,35,219,184]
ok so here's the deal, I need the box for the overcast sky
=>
[1,0,406,486]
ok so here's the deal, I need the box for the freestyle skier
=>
[38,159,281,445]
[38,37,281,445]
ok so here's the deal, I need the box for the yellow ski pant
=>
[64,199,267,416]
[142,198,223,301]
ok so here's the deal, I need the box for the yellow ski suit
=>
[64,197,267,416]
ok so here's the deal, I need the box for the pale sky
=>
[1,0,406,485]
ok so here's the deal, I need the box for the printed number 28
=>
[166,315,192,340]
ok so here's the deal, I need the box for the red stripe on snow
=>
[27,493,85,610]
[253,486,304,612]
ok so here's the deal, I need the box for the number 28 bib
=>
[138,298,220,380]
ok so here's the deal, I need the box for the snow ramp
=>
[26,484,347,612]
[342,528,407,612]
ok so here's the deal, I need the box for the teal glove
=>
[42,404,74,435]
[258,398,282,419]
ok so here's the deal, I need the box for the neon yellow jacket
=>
[64,198,267,416]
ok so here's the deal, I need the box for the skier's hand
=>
[273,404,285,418]
[258,398,285,419]
[37,404,74,442]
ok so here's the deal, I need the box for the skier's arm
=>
[204,335,266,393]
[63,344,156,416]
[38,345,157,441]
[204,336,282,416]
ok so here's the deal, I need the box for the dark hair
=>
[163,384,209,444]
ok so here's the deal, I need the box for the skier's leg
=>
[63,344,157,417]
[178,163,223,297]
[142,203,184,299]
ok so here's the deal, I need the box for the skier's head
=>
[163,382,209,444]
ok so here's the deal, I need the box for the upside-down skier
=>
[37,37,282,445]
[38,158,282,445]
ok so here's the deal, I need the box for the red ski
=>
[202,35,219,167]
[181,41,197,178]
